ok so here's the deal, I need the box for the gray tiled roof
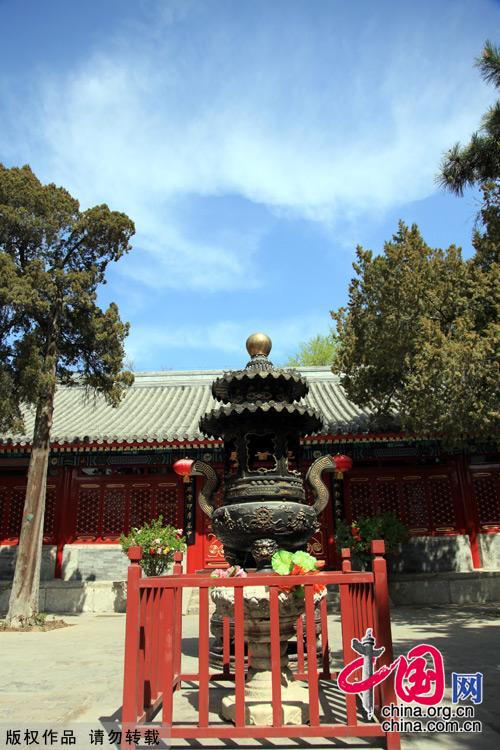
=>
[1,367,373,446]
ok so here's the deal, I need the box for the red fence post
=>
[341,547,352,573]
[269,585,283,727]
[339,549,357,727]
[233,586,246,726]
[122,546,143,725]
[319,595,330,679]
[173,552,183,690]
[371,540,400,750]
[304,584,320,727]
[173,551,183,575]
[198,586,210,727]
[160,587,175,727]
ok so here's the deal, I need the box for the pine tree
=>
[438,40,500,194]
[0,164,135,626]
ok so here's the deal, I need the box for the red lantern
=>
[173,458,194,477]
[333,454,353,475]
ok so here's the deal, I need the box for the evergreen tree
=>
[438,40,500,194]
[0,164,135,626]
[331,211,499,445]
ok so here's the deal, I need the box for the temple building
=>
[0,367,499,583]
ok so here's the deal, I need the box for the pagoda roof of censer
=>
[211,367,308,404]
[199,399,324,438]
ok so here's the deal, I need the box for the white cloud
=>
[126,312,331,369]
[1,0,497,291]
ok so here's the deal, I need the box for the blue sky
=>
[0,0,498,370]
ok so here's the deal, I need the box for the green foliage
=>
[331,204,499,445]
[120,517,186,577]
[271,549,319,575]
[0,163,135,432]
[335,514,409,568]
[271,548,322,598]
[271,549,294,575]
[438,40,500,195]
[290,550,318,571]
[285,331,337,367]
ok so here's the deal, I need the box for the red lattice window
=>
[0,487,8,538]
[376,479,400,515]
[401,479,430,533]
[349,480,374,517]
[129,486,152,529]
[345,470,460,536]
[473,474,500,528]
[0,487,7,536]
[428,476,456,531]
[6,487,25,538]
[102,487,126,536]
[43,485,57,541]
[76,486,101,538]
[156,484,180,527]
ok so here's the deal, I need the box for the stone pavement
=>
[0,604,498,749]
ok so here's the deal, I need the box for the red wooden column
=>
[122,546,143,725]
[187,476,204,573]
[455,456,482,569]
[53,465,74,578]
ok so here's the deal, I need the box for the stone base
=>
[221,681,310,726]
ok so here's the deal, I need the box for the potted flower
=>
[120,516,186,576]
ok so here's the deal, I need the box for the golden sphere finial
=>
[246,332,272,357]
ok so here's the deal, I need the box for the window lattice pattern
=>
[428,477,455,529]
[43,485,57,540]
[349,481,374,518]
[102,489,126,536]
[0,487,6,534]
[473,475,500,527]
[76,487,100,537]
[402,480,430,532]
[0,487,7,537]
[129,487,152,529]
[346,472,458,535]
[156,486,179,527]
[6,487,25,538]
[376,480,399,515]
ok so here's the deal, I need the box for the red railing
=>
[122,542,400,750]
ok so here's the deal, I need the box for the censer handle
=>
[191,460,219,518]
[305,455,336,515]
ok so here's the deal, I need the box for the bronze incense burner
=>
[176,333,337,570]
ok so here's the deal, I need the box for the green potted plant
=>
[120,516,186,576]
[335,513,409,570]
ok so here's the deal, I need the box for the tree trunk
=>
[6,338,58,626]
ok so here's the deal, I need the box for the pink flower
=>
[176,528,184,535]
[210,568,230,578]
